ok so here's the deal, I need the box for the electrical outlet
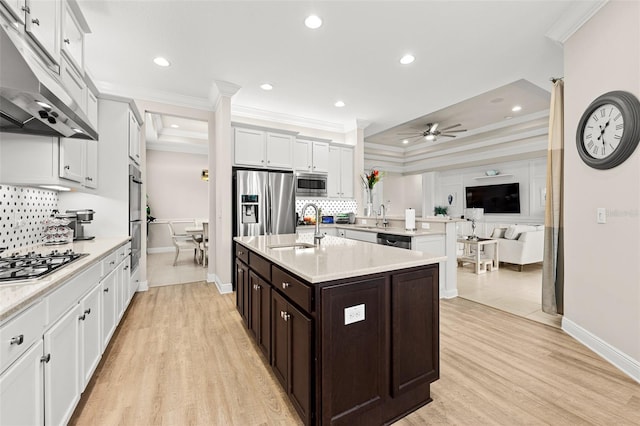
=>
[361,219,367,225]
[421,222,430,229]
[344,304,365,325]
[597,208,606,224]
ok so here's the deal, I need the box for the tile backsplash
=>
[296,199,357,217]
[0,185,58,251]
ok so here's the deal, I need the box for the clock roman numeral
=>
[587,125,594,129]
[592,146,599,155]
[609,143,615,151]
[614,134,621,140]
[587,141,594,149]
[614,113,621,121]
[592,115,599,122]
[600,108,606,117]
[616,124,623,130]
[586,133,592,139]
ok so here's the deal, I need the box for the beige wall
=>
[380,173,423,217]
[564,1,640,364]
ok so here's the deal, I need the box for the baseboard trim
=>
[562,317,640,384]
[209,273,233,294]
[147,247,174,254]
[137,280,149,292]
[441,289,458,299]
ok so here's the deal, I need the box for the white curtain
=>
[542,80,564,315]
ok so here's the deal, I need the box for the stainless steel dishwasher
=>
[376,233,412,250]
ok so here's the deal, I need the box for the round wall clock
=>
[576,90,640,169]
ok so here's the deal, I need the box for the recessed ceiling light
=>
[400,54,415,65]
[304,15,322,29]
[425,134,435,141]
[153,57,170,67]
[402,139,409,144]
[511,105,522,112]
[504,116,513,120]
[170,124,179,129]
[36,101,51,109]
[334,100,345,108]
[260,83,273,91]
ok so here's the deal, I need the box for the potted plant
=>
[434,206,448,217]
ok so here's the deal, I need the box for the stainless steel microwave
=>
[295,173,328,197]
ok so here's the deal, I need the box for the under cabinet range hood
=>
[0,21,98,140]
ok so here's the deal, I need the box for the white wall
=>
[146,150,208,248]
[563,1,640,378]
[378,173,423,217]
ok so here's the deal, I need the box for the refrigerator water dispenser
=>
[241,195,259,224]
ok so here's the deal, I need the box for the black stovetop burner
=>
[0,249,88,283]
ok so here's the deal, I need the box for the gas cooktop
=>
[0,249,88,283]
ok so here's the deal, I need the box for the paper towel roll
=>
[405,208,416,231]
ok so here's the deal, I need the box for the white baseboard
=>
[209,273,233,294]
[441,289,458,299]
[147,247,174,254]
[137,280,149,292]
[562,317,640,384]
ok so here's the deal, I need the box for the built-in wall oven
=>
[129,164,142,272]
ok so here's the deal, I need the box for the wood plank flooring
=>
[70,282,640,426]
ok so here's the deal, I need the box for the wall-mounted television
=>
[465,182,521,214]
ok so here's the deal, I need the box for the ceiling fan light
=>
[425,134,435,141]
[511,105,522,112]
[402,139,409,144]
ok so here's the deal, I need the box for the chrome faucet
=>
[378,204,389,228]
[301,203,324,245]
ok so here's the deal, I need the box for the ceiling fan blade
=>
[430,123,439,133]
[439,134,457,138]
[443,129,467,133]
[397,132,422,135]
[440,124,462,131]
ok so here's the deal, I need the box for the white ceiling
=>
[77,1,602,139]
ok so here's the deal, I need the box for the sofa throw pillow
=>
[491,228,506,238]
[504,224,538,240]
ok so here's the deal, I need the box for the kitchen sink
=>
[268,243,316,250]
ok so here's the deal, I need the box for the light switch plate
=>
[344,304,365,325]
[421,222,430,229]
[597,208,606,224]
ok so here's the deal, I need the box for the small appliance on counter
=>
[335,213,351,224]
[321,215,334,224]
[56,209,96,241]
[43,213,74,245]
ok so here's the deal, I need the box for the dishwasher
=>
[376,233,412,250]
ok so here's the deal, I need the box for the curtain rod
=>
[550,77,564,83]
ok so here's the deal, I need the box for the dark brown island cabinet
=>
[234,241,440,425]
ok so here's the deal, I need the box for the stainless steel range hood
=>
[0,20,98,140]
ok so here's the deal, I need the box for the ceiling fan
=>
[398,123,467,142]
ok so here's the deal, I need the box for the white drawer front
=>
[0,300,46,373]
[101,252,118,278]
[47,263,101,326]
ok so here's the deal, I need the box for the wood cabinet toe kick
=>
[234,241,440,425]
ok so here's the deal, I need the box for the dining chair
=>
[199,222,209,267]
[168,221,198,266]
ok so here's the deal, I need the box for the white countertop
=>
[0,236,130,323]
[234,234,446,284]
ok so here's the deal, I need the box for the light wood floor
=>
[70,282,640,426]
[147,252,207,287]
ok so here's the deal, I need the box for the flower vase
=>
[366,189,374,216]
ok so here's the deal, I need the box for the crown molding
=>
[545,0,608,45]
[231,105,346,133]
[210,80,242,108]
[95,81,214,111]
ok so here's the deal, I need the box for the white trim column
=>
[348,119,370,215]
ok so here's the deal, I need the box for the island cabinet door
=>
[320,278,386,425]
[390,266,439,398]
[271,291,288,388]
[249,272,272,360]
[235,259,250,327]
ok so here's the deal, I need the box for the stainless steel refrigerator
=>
[233,169,296,237]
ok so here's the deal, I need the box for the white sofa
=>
[490,225,544,271]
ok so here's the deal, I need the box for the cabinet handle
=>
[267,160,270,163]
[31,18,40,26]
[238,251,244,255]
[110,261,115,265]
[10,334,24,345]
[124,265,129,271]
[40,354,51,363]
[282,282,290,289]
[103,287,109,293]
[84,308,91,315]
[22,5,30,13]
[79,314,86,321]
[64,38,70,44]
[64,165,70,170]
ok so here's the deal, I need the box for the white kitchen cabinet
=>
[328,146,353,198]
[25,0,60,64]
[79,283,101,389]
[84,140,98,188]
[101,268,117,351]
[128,110,141,165]
[116,257,131,320]
[43,303,81,426]
[0,339,44,426]
[1,0,26,24]
[60,54,86,112]
[234,127,294,169]
[59,137,84,183]
[86,87,98,129]
[60,0,84,74]
[412,234,446,256]
[294,139,330,173]
[343,229,378,244]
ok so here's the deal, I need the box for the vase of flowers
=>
[362,169,381,216]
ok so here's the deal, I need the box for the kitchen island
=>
[234,233,445,425]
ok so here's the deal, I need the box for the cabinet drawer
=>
[272,266,312,313]
[249,252,271,281]
[102,251,118,277]
[235,243,249,264]
[0,300,46,373]
[47,263,101,325]
[116,244,129,263]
